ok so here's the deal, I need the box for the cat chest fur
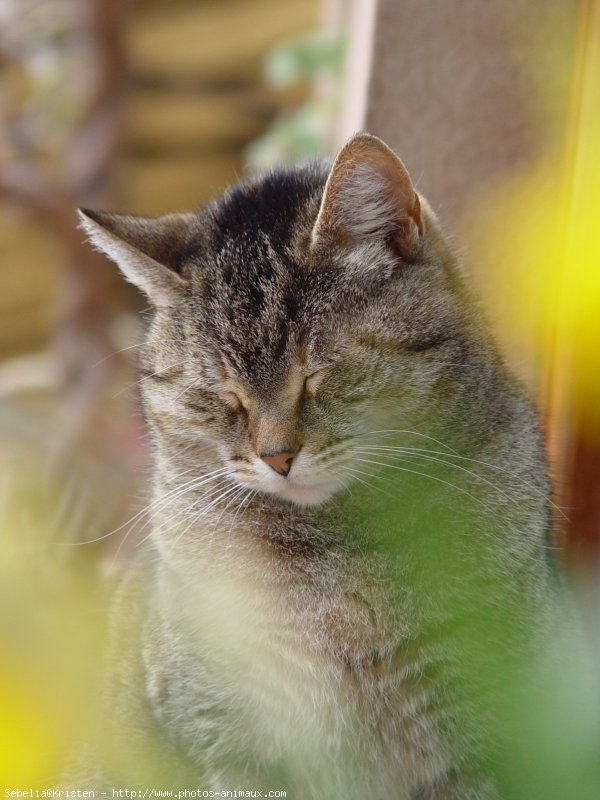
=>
[140,531,453,796]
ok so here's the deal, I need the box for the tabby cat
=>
[78,133,556,799]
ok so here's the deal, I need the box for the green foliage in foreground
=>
[1,416,599,797]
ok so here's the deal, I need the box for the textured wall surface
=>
[364,0,578,226]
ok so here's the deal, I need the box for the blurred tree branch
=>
[0,0,136,455]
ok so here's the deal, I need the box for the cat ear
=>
[77,208,196,306]
[312,133,424,256]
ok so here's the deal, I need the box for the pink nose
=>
[260,450,297,477]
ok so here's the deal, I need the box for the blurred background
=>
[1,0,599,792]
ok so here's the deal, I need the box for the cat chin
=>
[262,480,338,507]
[232,469,339,507]
[227,456,343,507]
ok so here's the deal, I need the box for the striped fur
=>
[78,135,556,798]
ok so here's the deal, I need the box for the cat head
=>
[79,133,477,507]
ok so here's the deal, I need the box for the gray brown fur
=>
[77,134,556,798]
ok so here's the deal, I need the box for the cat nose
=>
[260,450,297,477]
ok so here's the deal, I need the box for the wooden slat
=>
[131,0,317,79]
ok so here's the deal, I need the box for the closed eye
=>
[224,391,247,415]
[304,371,322,397]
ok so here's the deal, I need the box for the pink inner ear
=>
[367,142,424,239]
[313,133,424,248]
[398,191,424,238]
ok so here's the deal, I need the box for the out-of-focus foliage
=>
[466,131,600,438]
[263,31,345,87]
[0,407,121,787]
[498,646,600,800]
[0,0,85,167]
[245,31,345,169]
[332,476,600,800]
[464,11,600,440]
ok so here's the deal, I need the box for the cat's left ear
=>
[78,209,196,306]
[311,133,424,257]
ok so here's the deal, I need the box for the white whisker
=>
[90,338,191,370]
[352,456,489,510]
[355,429,461,455]
[352,446,514,507]
[173,482,242,546]
[173,374,205,401]
[116,473,231,560]
[112,357,201,399]
[63,466,229,549]
[352,443,567,522]
[336,465,392,497]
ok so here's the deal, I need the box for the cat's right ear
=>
[311,133,424,258]
[77,209,195,307]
